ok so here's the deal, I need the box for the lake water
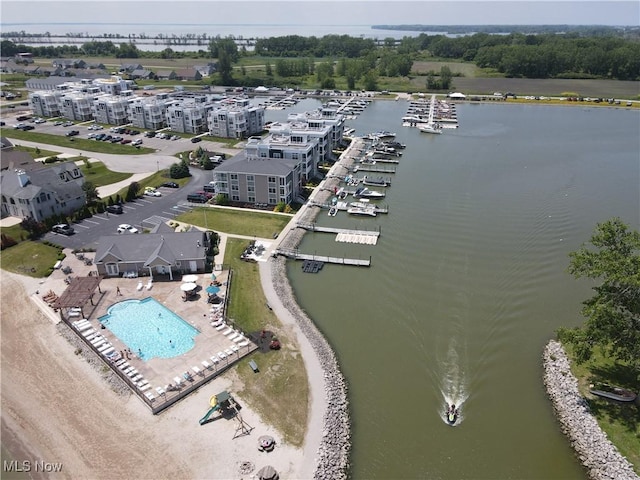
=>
[271,101,639,478]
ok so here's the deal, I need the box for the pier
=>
[275,248,371,267]
[352,165,396,174]
[296,222,381,245]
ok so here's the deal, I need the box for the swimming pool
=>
[99,297,200,361]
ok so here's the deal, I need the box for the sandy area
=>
[0,258,323,479]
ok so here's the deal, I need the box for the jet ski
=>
[446,404,459,425]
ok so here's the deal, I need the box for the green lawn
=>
[0,241,64,277]
[0,128,155,155]
[176,208,291,238]
[0,223,29,246]
[565,344,640,474]
[80,161,132,187]
[12,145,59,158]
[224,237,308,447]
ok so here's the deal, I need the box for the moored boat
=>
[354,187,386,199]
[418,123,442,135]
[347,206,377,217]
[362,175,391,187]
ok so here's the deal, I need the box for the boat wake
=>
[438,339,469,426]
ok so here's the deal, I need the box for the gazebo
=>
[52,275,102,317]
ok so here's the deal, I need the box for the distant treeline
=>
[3,28,639,80]
[373,25,640,36]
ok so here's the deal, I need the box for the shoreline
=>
[542,340,639,480]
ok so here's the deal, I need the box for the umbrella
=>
[206,285,220,294]
[210,273,217,280]
[180,282,197,292]
[257,465,278,480]
[182,274,198,283]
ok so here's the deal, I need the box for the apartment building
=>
[213,133,320,206]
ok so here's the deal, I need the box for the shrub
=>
[0,233,17,250]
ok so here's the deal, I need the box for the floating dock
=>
[296,222,381,245]
[276,248,371,267]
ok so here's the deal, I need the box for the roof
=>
[52,275,102,309]
[214,150,296,176]
[0,161,84,201]
[94,231,207,266]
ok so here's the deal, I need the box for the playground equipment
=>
[199,391,254,437]
[199,395,221,425]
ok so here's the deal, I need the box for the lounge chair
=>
[224,348,234,356]
[173,376,183,387]
[155,386,166,396]
[115,359,127,367]
[140,384,151,392]
[233,335,246,343]
[137,380,148,388]
[119,362,130,370]
[132,374,143,382]
[68,311,81,318]
[82,329,97,338]
[210,355,220,365]
[230,344,239,352]
[146,279,153,290]
[192,366,203,377]
[144,391,155,402]
[228,332,241,341]
[101,347,115,356]
[127,369,138,377]
[238,340,250,347]
[222,327,233,336]
[136,281,143,291]
[218,351,227,360]
[202,360,212,370]
[215,323,226,331]
[74,320,90,329]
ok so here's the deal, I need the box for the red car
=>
[196,190,213,199]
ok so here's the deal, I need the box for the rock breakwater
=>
[542,340,639,480]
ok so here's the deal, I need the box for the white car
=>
[144,188,162,197]
[117,224,139,234]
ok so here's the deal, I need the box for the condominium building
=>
[92,95,131,125]
[29,91,63,117]
[213,133,320,206]
[207,98,265,139]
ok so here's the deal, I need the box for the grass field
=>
[565,344,640,474]
[80,161,132,187]
[24,56,640,100]
[175,208,291,238]
[225,237,308,447]
[0,241,64,277]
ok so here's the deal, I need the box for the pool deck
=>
[52,254,259,412]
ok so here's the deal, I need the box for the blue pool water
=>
[99,297,200,361]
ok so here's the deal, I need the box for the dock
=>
[275,248,371,267]
[352,165,396,174]
[296,222,381,244]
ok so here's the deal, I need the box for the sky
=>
[1,1,639,28]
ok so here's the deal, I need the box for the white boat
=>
[362,175,391,187]
[328,207,338,217]
[354,187,386,199]
[418,123,442,135]
[367,131,396,140]
[347,206,377,217]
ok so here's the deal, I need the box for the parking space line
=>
[73,224,90,229]
[82,219,100,225]
[136,199,153,204]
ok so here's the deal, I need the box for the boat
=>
[446,404,459,425]
[418,123,442,135]
[367,130,396,140]
[589,384,637,403]
[362,175,391,187]
[347,206,377,217]
[328,206,338,217]
[353,187,386,199]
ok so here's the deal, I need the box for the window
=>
[268,176,276,183]
[230,174,238,180]
[247,175,254,182]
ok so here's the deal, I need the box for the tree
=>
[125,181,140,202]
[559,218,640,374]
[82,181,99,205]
[440,65,453,90]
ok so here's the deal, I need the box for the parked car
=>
[203,184,216,193]
[66,130,79,137]
[190,137,202,143]
[195,190,213,199]
[33,118,46,124]
[106,204,123,214]
[160,182,179,188]
[144,187,162,197]
[21,125,35,131]
[187,193,208,203]
[52,224,75,235]
[117,224,139,234]
[144,131,156,138]
[132,139,143,146]
[62,121,74,127]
